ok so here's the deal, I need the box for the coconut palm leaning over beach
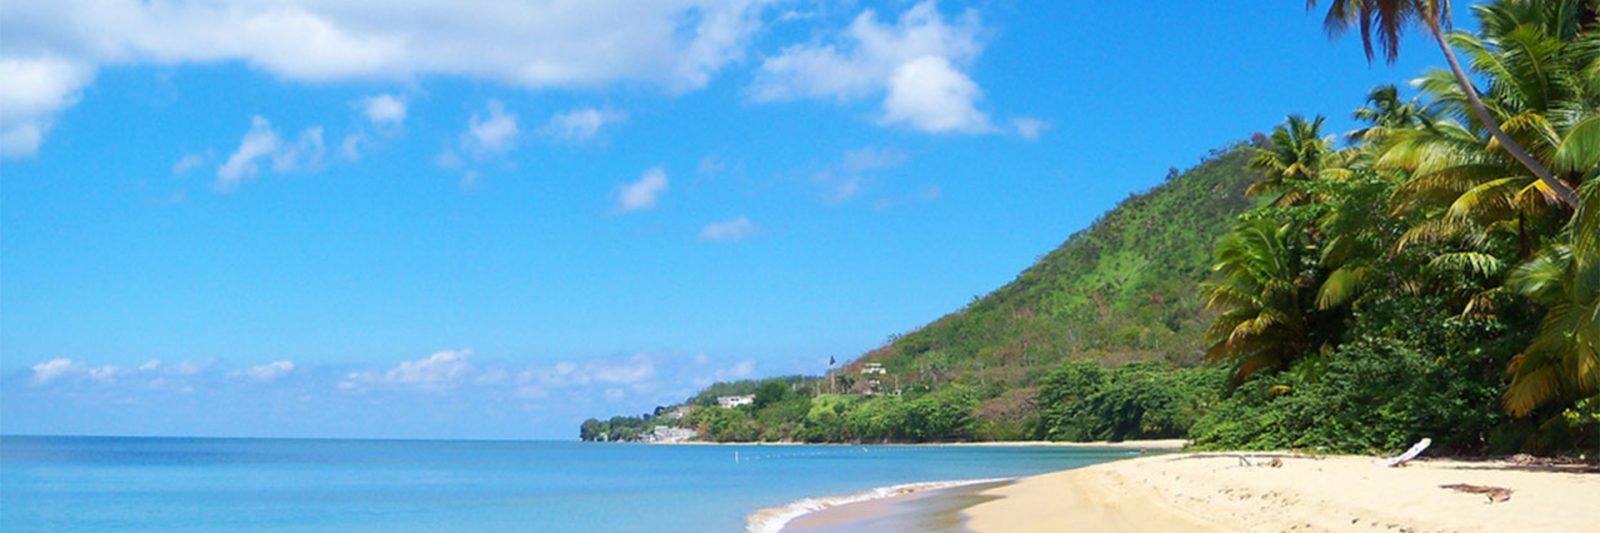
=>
[1308,0,1586,209]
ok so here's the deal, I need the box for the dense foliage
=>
[579,413,663,442]
[1038,360,1226,442]
[1197,0,1599,454]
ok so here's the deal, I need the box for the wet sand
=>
[782,480,1009,533]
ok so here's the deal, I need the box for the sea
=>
[0,436,1135,532]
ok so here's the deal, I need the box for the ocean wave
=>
[745,478,1009,533]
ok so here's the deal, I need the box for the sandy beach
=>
[965,452,1599,532]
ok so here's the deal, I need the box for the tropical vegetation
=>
[585,0,1598,456]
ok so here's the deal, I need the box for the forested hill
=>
[847,142,1260,387]
[582,141,1264,443]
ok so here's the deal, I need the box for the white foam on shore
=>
[745,478,1010,533]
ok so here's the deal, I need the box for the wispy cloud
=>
[612,167,669,214]
[698,216,760,241]
[171,153,207,175]
[359,94,407,128]
[1012,117,1050,140]
[811,147,909,204]
[543,107,626,144]
[214,116,324,192]
[465,100,518,155]
[233,360,296,382]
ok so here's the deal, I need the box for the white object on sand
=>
[1379,438,1431,467]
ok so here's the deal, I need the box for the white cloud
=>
[172,153,206,175]
[216,116,282,190]
[603,388,626,401]
[0,56,94,158]
[749,1,994,133]
[31,358,81,383]
[543,107,626,143]
[698,216,760,241]
[0,122,46,158]
[882,55,992,133]
[613,167,668,214]
[2,0,765,154]
[465,100,518,155]
[29,358,127,384]
[238,360,295,382]
[1012,117,1050,140]
[215,116,323,191]
[343,349,476,392]
[272,126,325,172]
[359,94,406,127]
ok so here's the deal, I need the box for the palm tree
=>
[1249,115,1335,206]
[1349,85,1434,142]
[1203,219,1312,382]
[1308,0,1583,208]
[1503,180,1600,416]
[1375,0,1599,256]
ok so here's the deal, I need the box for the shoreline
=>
[746,478,1008,533]
[773,451,1599,532]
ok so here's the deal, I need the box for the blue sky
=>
[1,1,1450,439]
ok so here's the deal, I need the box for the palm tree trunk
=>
[1426,19,1581,209]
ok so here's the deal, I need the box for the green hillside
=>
[853,143,1259,385]
[582,142,1262,442]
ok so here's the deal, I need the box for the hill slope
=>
[581,141,1261,442]
[850,143,1259,386]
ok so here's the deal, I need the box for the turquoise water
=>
[0,436,1133,532]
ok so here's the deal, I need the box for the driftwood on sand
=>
[1440,483,1514,503]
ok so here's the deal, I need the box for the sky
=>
[1,0,1453,439]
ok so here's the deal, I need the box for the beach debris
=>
[1379,438,1431,468]
[1235,455,1285,467]
[1440,483,1513,503]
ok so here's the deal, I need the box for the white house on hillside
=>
[717,395,755,408]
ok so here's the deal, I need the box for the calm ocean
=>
[0,436,1132,532]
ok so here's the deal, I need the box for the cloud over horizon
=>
[4,350,761,439]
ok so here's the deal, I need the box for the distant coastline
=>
[648,438,1188,450]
